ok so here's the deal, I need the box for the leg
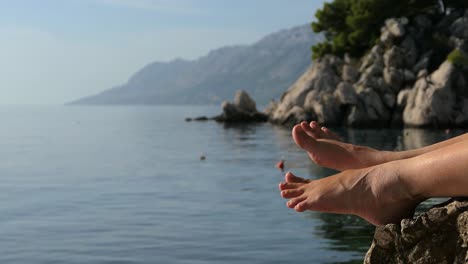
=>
[279,139,468,226]
[293,121,468,171]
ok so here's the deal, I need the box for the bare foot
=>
[292,122,388,171]
[279,168,424,226]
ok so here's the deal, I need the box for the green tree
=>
[311,0,468,60]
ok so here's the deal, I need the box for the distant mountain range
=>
[70,24,322,105]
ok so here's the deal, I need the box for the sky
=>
[0,0,326,105]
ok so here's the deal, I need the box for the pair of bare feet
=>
[279,121,424,226]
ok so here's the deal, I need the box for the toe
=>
[301,122,319,138]
[294,200,309,212]
[281,188,304,199]
[287,196,307,208]
[279,181,305,190]
[285,172,310,183]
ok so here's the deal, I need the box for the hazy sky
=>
[0,0,326,105]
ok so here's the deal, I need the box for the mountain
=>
[70,24,322,105]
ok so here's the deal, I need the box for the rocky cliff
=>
[268,10,468,128]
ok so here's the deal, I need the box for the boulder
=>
[384,46,405,68]
[234,90,257,113]
[334,82,358,105]
[386,18,406,38]
[263,100,278,116]
[403,69,416,83]
[342,64,359,83]
[403,61,457,126]
[400,36,419,67]
[360,88,390,120]
[383,67,404,92]
[364,198,468,264]
[280,106,310,126]
[413,15,432,32]
[347,88,390,127]
[450,16,468,40]
[213,91,268,123]
[304,93,342,125]
[270,55,341,125]
[412,51,433,74]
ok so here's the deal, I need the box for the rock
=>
[414,15,432,32]
[412,51,433,74]
[386,18,406,38]
[263,100,278,116]
[403,61,457,126]
[213,91,268,123]
[364,198,468,264]
[304,93,342,125]
[455,99,468,126]
[270,55,341,125]
[380,29,393,45]
[280,106,310,126]
[194,116,209,121]
[268,12,468,128]
[360,88,390,120]
[437,10,465,36]
[234,90,257,113]
[417,69,428,79]
[347,88,390,127]
[382,93,396,109]
[383,67,404,92]
[400,36,419,67]
[334,82,358,105]
[342,64,359,83]
[397,89,412,109]
[403,69,416,83]
[450,16,468,39]
[384,46,405,68]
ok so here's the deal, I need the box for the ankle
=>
[387,159,426,201]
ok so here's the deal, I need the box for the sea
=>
[0,105,463,264]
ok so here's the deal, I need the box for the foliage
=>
[311,0,468,60]
[447,49,468,67]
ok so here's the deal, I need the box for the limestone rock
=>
[414,15,432,32]
[412,51,433,74]
[267,11,468,128]
[214,91,268,122]
[270,55,341,125]
[384,46,405,68]
[364,198,468,264]
[400,36,419,67]
[386,18,406,38]
[280,106,310,126]
[383,67,404,92]
[304,93,342,125]
[347,88,390,127]
[234,90,257,113]
[342,64,359,83]
[450,16,468,40]
[403,69,416,83]
[263,100,278,116]
[403,61,457,126]
[334,82,358,105]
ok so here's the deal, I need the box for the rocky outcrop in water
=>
[214,90,268,122]
[364,198,468,264]
[186,90,268,123]
[269,10,468,127]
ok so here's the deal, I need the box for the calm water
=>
[0,105,463,264]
